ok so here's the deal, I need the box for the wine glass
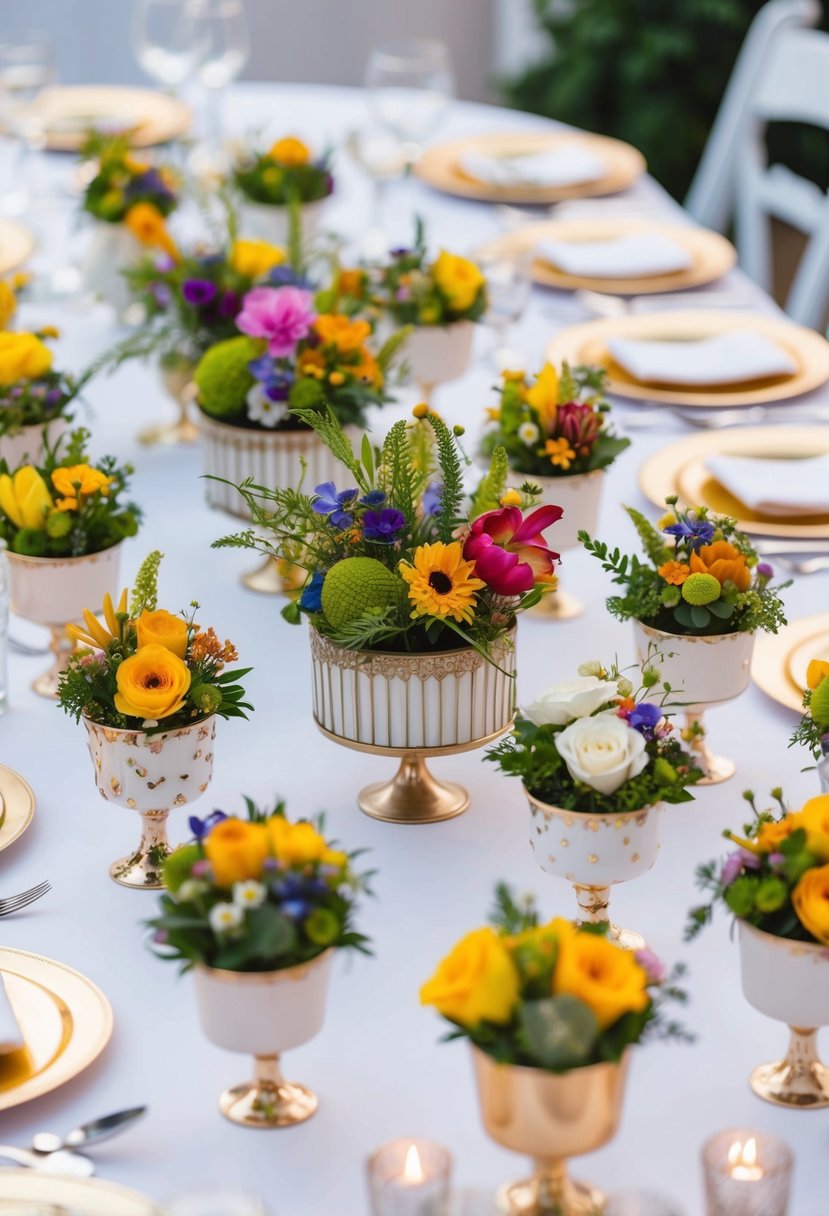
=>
[473,244,533,369]
[196,0,249,152]
[0,31,56,216]
[365,39,454,156]
[133,0,210,92]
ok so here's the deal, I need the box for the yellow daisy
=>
[399,541,484,625]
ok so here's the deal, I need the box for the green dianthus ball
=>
[288,376,325,412]
[194,336,260,419]
[681,572,721,606]
[321,557,402,629]
[46,511,73,539]
[810,677,829,728]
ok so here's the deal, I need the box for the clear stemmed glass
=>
[473,244,533,370]
[365,38,454,157]
[132,0,210,93]
[196,0,249,153]
[0,31,56,217]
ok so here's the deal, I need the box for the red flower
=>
[463,505,561,596]
[557,401,601,451]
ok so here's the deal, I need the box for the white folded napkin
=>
[0,973,25,1055]
[537,232,693,278]
[705,452,829,516]
[607,330,798,386]
[459,145,605,188]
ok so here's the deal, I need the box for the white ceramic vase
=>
[82,222,144,316]
[531,469,604,620]
[309,625,516,823]
[0,417,67,469]
[7,545,122,698]
[525,788,662,950]
[83,715,216,889]
[632,620,756,784]
[191,951,332,1127]
[237,197,326,246]
[403,321,474,402]
[738,920,829,1108]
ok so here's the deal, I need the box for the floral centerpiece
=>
[56,550,251,887]
[0,429,141,697]
[148,798,369,1126]
[482,360,629,619]
[233,135,333,245]
[581,499,788,783]
[0,328,86,465]
[215,404,561,821]
[488,654,700,944]
[421,884,686,1213]
[687,791,829,1107]
[790,656,829,792]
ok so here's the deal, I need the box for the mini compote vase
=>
[83,715,216,889]
[632,621,754,784]
[309,625,516,823]
[472,1045,630,1216]
[524,790,662,951]
[191,949,332,1128]
[738,920,829,1109]
[137,355,199,448]
[530,470,603,621]
[403,320,474,406]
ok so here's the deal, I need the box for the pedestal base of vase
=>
[496,1168,604,1216]
[530,587,584,621]
[749,1028,829,1109]
[137,405,199,448]
[573,885,644,953]
[359,753,469,824]
[684,713,734,785]
[240,555,305,596]
[109,810,171,889]
[219,1054,318,1128]
[31,625,73,699]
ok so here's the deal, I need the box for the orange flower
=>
[659,560,691,586]
[268,136,310,166]
[337,268,364,297]
[314,314,371,353]
[807,659,829,690]
[689,540,751,591]
[51,464,113,511]
[125,202,179,261]
[352,347,382,388]
[544,437,576,470]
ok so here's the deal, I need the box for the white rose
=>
[522,676,614,727]
[556,712,648,795]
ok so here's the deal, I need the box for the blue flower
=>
[423,481,443,517]
[280,899,310,921]
[299,571,325,613]
[663,515,715,550]
[266,265,314,290]
[360,490,386,507]
[363,508,405,543]
[248,354,277,383]
[628,702,663,737]
[312,481,358,530]
[188,809,228,841]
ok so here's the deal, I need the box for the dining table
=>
[0,81,825,1215]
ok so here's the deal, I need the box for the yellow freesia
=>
[230,239,286,279]
[525,363,561,432]
[67,589,128,650]
[0,281,16,330]
[0,467,54,530]
[552,922,650,1030]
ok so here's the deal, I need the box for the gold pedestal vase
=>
[403,320,474,406]
[632,621,755,785]
[310,626,516,823]
[738,920,829,1108]
[83,715,216,889]
[191,951,332,1128]
[472,1046,630,1216]
[138,357,199,447]
[7,546,122,698]
[525,790,664,951]
[529,470,604,623]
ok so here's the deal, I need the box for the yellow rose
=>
[525,363,561,433]
[420,927,520,1028]
[268,136,310,166]
[0,467,53,530]
[0,281,16,330]
[231,239,286,279]
[113,644,191,720]
[798,795,829,862]
[136,609,189,659]
[0,332,53,385]
[807,658,829,689]
[792,863,829,944]
[51,464,113,511]
[553,925,650,1030]
[267,817,328,865]
[205,818,270,888]
[432,250,486,314]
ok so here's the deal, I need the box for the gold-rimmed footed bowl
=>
[137,355,199,447]
[82,715,216,889]
[527,469,603,621]
[310,626,516,824]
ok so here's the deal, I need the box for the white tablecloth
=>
[0,83,825,1215]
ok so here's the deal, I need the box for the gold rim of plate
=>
[415,130,645,204]
[752,613,829,712]
[0,219,35,275]
[638,425,829,539]
[0,1171,158,1215]
[480,218,736,294]
[0,765,35,853]
[546,310,829,406]
[0,948,113,1111]
[30,85,190,150]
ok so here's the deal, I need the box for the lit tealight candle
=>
[728,1137,764,1183]
[367,1138,453,1216]
[701,1128,793,1216]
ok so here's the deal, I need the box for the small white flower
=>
[208,902,244,933]
[245,383,289,429]
[233,880,266,909]
[518,421,540,446]
[177,879,207,903]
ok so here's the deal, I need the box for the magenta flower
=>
[236,286,316,358]
[463,505,561,596]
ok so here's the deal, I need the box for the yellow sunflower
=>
[399,541,484,625]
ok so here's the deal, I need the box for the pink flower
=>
[236,286,316,357]
[463,505,561,596]
[557,401,601,450]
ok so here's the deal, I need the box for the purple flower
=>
[189,809,227,841]
[663,515,716,550]
[153,929,169,945]
[150,281,173,308]
[628,702,662,737]
[720,848,760,886]
[45,387,64,408]
[360,491,386,507]
[182,278,217,306]
[768,851,786,869]
[236,286,316,357]
[634,947,666,985]
[312,481,358,530]
[363,508,405,543]
[394,285,411,302]
[218,290,240,318]
[127,167,175,204]
[757,562,774,579]
[423,481,443,516]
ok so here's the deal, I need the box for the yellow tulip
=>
[205,818,270,888]
[553,924,649,1030]
[798,795,829,862]
[113,644,191,720]
[420,927,520,1028]
[0,281,16,330]
[124,202,179,261]
[0,332,53,385]
[67,589,129,650]
[525,363,561,433]
[136,609,189,659]
[432,249,486,314]
[0,467,53,530]
[807,658,829,690]
[792,863,829,944]
[230,239,286,279]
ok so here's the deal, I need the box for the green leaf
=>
[519,995,598,1069]
[361,432,374,483]
[690,605,711,629]
[470,445,509,516]
[247,904,297,960]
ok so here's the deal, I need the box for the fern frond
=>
[379,420,417,528]
[424,413,468,542]
[291,406,369,491]
[470,445,509,516]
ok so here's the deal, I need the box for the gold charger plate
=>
[638,425,829,540]
[0,1171,158,1214]
[33,86,190,151]
[481,218,736,295]
[752,613,829,712]
[0,948,112,1111]
[415,130,645,205]
[0,766,35,854]
[0,220,34,276]
[546,311,829,407]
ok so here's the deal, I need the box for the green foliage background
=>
[501,0,829,201]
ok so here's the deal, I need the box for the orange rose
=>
[689,540,751,591]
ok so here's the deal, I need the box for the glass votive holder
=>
[606,1190,688,1216]
[367,1138,453,1216]
[701,1128,793,1216]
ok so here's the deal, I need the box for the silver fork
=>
[0,882,51,917]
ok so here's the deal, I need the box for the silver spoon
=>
[31,1105,147,1155]
[0,1144,94,1175]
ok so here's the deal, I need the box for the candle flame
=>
[728,1137,757,1168]
[403,1143,425,1184]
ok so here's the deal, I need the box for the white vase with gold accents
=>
[529,469,603,620]
[403,321,474,405]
